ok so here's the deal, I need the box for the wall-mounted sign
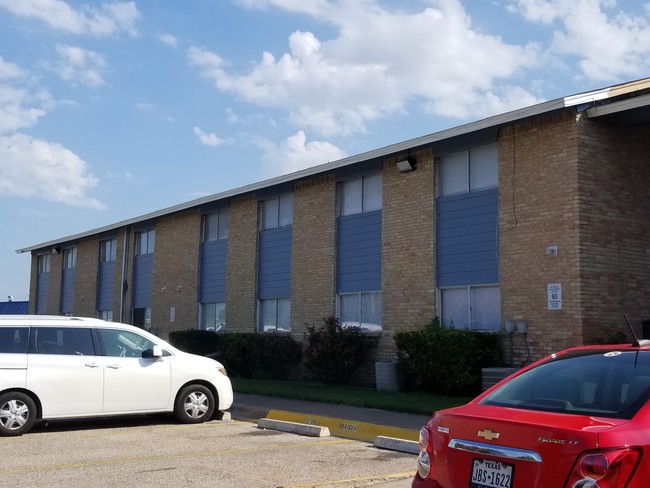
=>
[547,283,562,310]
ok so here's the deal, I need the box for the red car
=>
[413,342,650,488]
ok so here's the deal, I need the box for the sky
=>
[1,0,649,303]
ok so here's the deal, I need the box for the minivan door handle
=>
[106,364,122,369]
[85,362,100,368]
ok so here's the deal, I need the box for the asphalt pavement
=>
[229,393,433,487]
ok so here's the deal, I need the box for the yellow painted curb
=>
[266,409,418,443]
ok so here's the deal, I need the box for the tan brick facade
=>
[73,238,99,317]
[381,149,436,359]
[291,175,337,341]
[151,210,202,337]
[225,195,259,332]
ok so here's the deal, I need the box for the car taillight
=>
[566,448,642,488]
[416,426,433,479]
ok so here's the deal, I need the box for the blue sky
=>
[1,0,649,302]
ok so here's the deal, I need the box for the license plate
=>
[470,458,513,488]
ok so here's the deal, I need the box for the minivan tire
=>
[0,392,37,437]
[174,385,215,424]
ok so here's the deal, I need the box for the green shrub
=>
[395,318,504,396]
[168,330,302,380]
[304,315,378,385]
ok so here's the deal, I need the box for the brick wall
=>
[381,149,436,359]
[499,109,583,365]
[291,175,337,341]
[46,252,62,315]
[576,118,650,341]
[226,195,259,332]
[151,210,201,338]
[74,238,99,317]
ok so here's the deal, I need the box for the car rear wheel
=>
[0,392,37,437]
[174,385,215,424]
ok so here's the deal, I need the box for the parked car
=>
[0,315,233,436]
[413,340,650,487]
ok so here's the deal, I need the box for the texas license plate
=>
[470,458,513,488]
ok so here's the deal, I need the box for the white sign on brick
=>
[547,283,562,310]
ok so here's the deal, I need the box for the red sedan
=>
[413,342,650,488]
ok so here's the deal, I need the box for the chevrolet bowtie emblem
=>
[478,429,500,441]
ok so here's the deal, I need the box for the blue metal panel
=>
[97,261,115,310]
[0,301,29,314]
[200,239,227,303]
[436,188,498,287]
[132,254,153,308]
[60,268,75,314]
[258,227,292,299]
[36,273,48,314]
[337,210,382,293]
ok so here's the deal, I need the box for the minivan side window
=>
[32,327,96,356]
[0,327,29,353]
[97,328,157,358]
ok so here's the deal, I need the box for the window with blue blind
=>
[97,238,116,317]
[200,209,229,331]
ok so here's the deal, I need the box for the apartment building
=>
[18,78,650,371]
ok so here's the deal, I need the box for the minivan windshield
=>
[480,349,650,419]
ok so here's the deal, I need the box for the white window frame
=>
[98,310,113,322]
[62,247,77,269]
[337,291,382,332]
[100,238,117,262]
[37,254,50,274]
[438,285,501,331]
[339,174,382,216]
[261,194,293,230]
[203,209,229,242]
[200,302,226,332]
[257,298,291,333]
[135,229,155,255]
[439,143,498,197]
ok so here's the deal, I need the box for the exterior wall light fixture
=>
[396,159,416,172]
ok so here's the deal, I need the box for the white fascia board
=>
[585,92,650,118]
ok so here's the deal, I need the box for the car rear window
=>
[0,327,29,353]
[479,349,650,419]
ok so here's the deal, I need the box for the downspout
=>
[120,226,129,323]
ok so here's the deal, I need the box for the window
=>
[136,229,155,255]
[98,310,113,322]
[261,194,293,230]
[33,327,95,355]
[201,302,226,332]
[440,285,501,331]
[37,254,50,274]
[0,327,29,353]
[62,247,77,269]
[338,291,382,332]
[97,328,157,358]
[203,210,229,242]
[132,307,152,332]
[101,239,117,262]
[258,298,290,332]
[339,174,382,216]
[439,144,498,197]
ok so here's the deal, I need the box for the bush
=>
[168,329,302,380]
[395,318,504,396]
[304,315,378,385]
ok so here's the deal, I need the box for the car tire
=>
[174,385,215,424]
[0,392,37,437]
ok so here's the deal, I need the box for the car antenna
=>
[624,314,650,347]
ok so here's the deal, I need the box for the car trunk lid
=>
[431,404,625,488]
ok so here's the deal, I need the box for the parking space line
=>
[0,438,353,474]
[284,470,415,487]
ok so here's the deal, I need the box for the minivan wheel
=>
[174,385,215,424]
[0,392,37,437]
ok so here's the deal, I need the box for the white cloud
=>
[510,0,650,81]
[0,0,140,37]
[193,126,224,146]
[190,0,541,136]
[48,45,108,87]
[0,57,25,80]
[259,130,347,176]
[0,133,105,209]
[0,84,49,134]
[158,33,178,48]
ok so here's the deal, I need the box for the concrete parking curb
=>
[373,436,420,455]
[258,418,331,437]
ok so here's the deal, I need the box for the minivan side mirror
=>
[142,345,163,359]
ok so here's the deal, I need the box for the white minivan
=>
[0,315,233,436]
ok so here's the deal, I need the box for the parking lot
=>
[0,415,416,487]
